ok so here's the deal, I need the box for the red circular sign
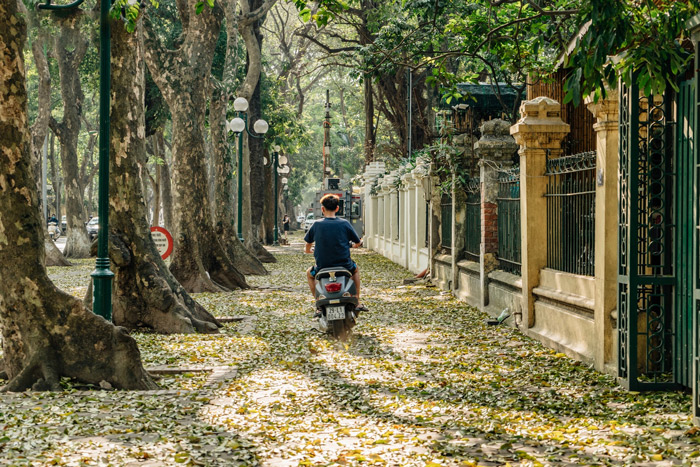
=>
[150,226,174,260]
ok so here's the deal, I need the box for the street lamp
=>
[227,97,269,242]
[39,0,113,321]
[264,145,289,245]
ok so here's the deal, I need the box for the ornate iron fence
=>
[497,168,521,275]
[545,151,596,276]
[440,194,452,250]
[464,178,481,262]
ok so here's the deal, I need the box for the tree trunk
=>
[108,18,220,334]
[0,1,156,391]
[338,87,355,148]
[238,0,277,262]
[262,163,275,244]
[158,131,174,232]
[50,13,91,258]
[143,5,249,293]
[151,159,161,226]
[210,84,267,274]
[364,78,375,163]
[49,133,61,218]
[210,2,267,275]
[22,10,69,267]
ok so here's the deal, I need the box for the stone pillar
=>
[361,162,386,251]
[586,90,619,373]
[510,97,570,328]
[474,119,519,309]
[403,173,414,270]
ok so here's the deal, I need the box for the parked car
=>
[296,214,305,224]
[304,214,316,232]
[61,215,67,233]
[86,217,99,240]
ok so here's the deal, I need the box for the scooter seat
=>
[315,267,352,279]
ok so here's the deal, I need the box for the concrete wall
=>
[362,161,430,275]
[361,94,620,377]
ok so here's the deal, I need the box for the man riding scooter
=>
[304,194,368,315]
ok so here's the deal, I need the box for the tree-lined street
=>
[0,239,683,465]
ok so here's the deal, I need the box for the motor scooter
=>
[314,267,358,341]
[47,221,61,241]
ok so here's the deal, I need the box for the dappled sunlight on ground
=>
[0,241,690,465]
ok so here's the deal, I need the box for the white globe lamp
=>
[253,119,269,135]
[233,97,249,112]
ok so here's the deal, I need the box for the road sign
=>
[150,226,173,260]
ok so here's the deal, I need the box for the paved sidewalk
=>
[8,244,696,466]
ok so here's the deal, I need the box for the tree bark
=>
[143,3,248,293]
[108,18,220,334]
[238,0,277,262]
[262,162,275,244]
[20,6,70,267]
[209,2,268,275]
[49,133,61,218]
[0,1,156,391]
[50,12,91,258]
[157,131,174,232]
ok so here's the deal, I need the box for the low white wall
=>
[362,162,431,275]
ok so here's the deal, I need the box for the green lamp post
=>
[39,0,114,321]
[227,97,269,242]
[264,145,289,246]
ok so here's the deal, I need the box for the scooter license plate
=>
[326,306,345,321]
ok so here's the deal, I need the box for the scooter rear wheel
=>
[331,318,349,341]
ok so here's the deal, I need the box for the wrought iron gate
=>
[464,178,481,262]
[676,79,695,391]
[618,79,677,390]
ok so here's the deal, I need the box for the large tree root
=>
[44,233,71,267]
[87,234,221,334]
[63,229,92,259]
[249,238,277,263]
[216,223,267,276]
[1,281,157,392]
[170,232,250,294]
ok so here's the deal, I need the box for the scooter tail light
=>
[324,283,342,293]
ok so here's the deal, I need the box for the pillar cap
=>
[510,96,569,148]
[585,89,619,123]
[475,118,518,155]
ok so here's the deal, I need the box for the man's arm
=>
[305,242,313,254]
[351,237,363,248]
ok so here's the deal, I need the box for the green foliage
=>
[292,0,349,26]
[110,0,160,33]
[565,0,700,104]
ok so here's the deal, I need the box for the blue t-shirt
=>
[304,217,361,270]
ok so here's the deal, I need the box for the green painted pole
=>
[90,0,114,320]
[273,152,279,246]
[236,112,246,242]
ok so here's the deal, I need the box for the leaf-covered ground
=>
[1,233,695,465]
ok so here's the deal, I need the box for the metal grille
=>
[424,202,429,248]
[545,151,596,276]
[618,78,676,390]
[497,168,521,275]
[441,194,452,250]
[464,178,480,262]
[676,79,694,390]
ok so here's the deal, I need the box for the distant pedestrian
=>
[282,214,290,242]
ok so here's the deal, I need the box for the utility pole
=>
[322,90,332,180]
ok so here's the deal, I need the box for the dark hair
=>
[320,194,339,211]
